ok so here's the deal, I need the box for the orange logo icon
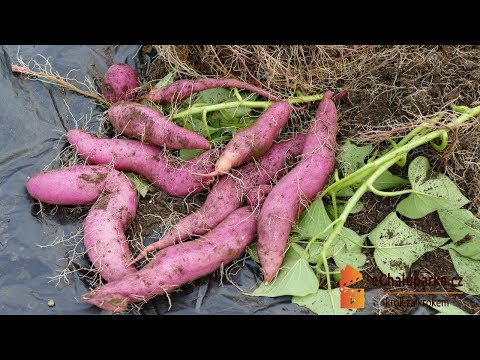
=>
[339,264,365,309]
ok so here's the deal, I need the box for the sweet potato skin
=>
[143,78,280,104]
[128,134,307,264]
[108,102,210,150]
[102,64,139,103]
[67,129,217,197]
[83,170,138,282]
[82,207,256,312]
[209,101,292,176]
[245,184,272,209]
[257,91,338,283]
[26,165,109,205]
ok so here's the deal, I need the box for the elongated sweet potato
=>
[128,134,306,265]
[26,165,109,205]
[67,129,217,197]
[143,78,280,104]
[203,101,292,177]
[84,170,138,282]
[82,207,257,312]
[257,91,338,283]
[245,184,272,209]
[108,102,210,150]
[102,64,139,103]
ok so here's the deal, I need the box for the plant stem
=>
[319,155,404,290]
[233,88,243,101]
[170,94,324,120]
[315,104,480,291]
[172,101,271,120]
[202,109,211,140]
[430,130,448,151]
[321,106,480,198]
[367,185,414,197]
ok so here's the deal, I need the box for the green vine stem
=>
[321,106,480,199]
[170,94,324,120]
[316,154,405,288]
[312,104,480,291]
[430,130,448,151]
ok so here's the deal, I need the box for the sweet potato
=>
[245,184,272,209]
[203,101,292,177]
[67,129,217,197]
[143,78,280,104]
[82,207,257,312]
[26,165,109,205]
[108,102,210,150]
[257,91,338,283]
[84,170,138,282]
[101,64,139,103]
[128,134,306,265]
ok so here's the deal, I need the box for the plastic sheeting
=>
[0,45,310,314]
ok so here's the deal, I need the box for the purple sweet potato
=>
[108,102,210,150]
[128,134,307,265]
[257,91,338,284]
[203,101,292,177]
[26,165,109,205]
[102,64,139,103]
[83,170,138,282]
[245,184,272,209]
[82,206,257,312]
[143,78,280,104]
[67,129,217,197]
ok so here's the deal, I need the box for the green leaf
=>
[179,149,204,161]
[438,209,480,260]
[325,175,354,197]
[182,88,258,146]
[429,303,469,315]
[246,244,260,263]
[125,172,151,197]
[337,187,355,197]
[337,140,373,177]
[194,88,238,104]
[369,212,449,277]
[333,250,366,271]
[372,170,409,190]
[326,201,364,218]
[292,288,356,315]
[307,227,365,267]
[448,248,480,295]
[154,72,176,89]
[183,116,217,139]
[396,156,469,219]
[248,244,319,297]
[293,198,332,239]
[307,236,342,264]
[294,197,366,267]
[333,228,367,270]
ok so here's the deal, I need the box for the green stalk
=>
[315,104,480,291]
[367,185,414,197]
[317,155,404,290]
[202,109,211,140]
[170,94,324,120]
[321,105,480,198]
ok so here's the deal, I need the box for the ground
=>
[128,45,480,314]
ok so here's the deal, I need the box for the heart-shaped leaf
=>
[396,156,469,219]
[369,212,449,277]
